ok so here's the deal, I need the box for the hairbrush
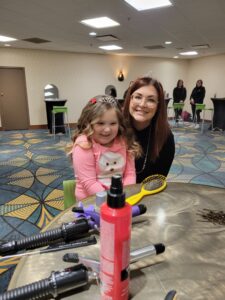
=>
[126,174,167,206]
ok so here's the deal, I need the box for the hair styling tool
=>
[0,218,91,256]
[72,202,147,229]
[126,174,167,206]
[0,203,146,257]
[0,243,165,300]
[0,236,97,262]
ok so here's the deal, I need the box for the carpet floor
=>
[0,126,225,292]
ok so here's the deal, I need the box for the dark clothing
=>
[134,125,175,183]
[190,86,205,104]
[173,87,187,121]
[190,86,206,123]
[173,87,187,103]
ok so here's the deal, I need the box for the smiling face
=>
[92,108,119,147]
[129,85,159,130]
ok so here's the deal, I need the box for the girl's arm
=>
[123,153,136,186]
[173,88,176,100]
[73,145,105,195]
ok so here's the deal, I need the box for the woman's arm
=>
[183,88,187,101]
[173,88,176,100]
[190,88,195,101]
[73,145,105,195]
[202,87,206,100]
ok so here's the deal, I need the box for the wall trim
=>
[0,123,77,131]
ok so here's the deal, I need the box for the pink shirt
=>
[72,135,136,200]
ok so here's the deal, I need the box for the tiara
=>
[89,95,118,105]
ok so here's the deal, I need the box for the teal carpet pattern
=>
[0,127,225,292]
[0,130,74,292]
[168,124,225,188]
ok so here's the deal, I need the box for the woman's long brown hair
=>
[123,77,170,161]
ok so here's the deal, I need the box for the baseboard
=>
[28,125,48,129]
[0,123,77,131]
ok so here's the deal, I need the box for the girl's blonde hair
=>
[73,95,141,157]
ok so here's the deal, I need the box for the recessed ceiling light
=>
[0,35,17,42]
[179,51,198,56]
[173,56,179,59]
[89,32,97,36]
[99,45,123,51]
[165,41,172,45]
[124,0,172,11]
[81,17,120,29]
[4,44,11,47]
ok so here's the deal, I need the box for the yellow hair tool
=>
[126,174,167,206]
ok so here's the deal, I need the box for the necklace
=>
[136,127,151,174]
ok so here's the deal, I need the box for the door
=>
[0,67,29,130]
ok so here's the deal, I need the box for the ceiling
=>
[1,0,225,59]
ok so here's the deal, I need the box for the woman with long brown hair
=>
[123,76,175,183]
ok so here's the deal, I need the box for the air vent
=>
[191,44,210,49]
[96,35,119,42]
[144,45,165,50]
[175,47,184,50]
[22,37,51,44]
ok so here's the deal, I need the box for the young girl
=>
[72,95,140,201]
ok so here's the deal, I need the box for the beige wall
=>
[1,48,225,126]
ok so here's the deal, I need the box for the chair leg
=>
[211,110,214,131]
[65,112,71,139]
[200,110,205,134]
[52,113,56,139]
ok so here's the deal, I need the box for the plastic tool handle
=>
[126,192,144,206]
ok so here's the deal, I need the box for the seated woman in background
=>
[190,79,206,129]
[123,76,175,183]
[72,95,141,200]
[173,79,187,123]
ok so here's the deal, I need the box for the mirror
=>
[105,85,117,98]
[44,84,59,100]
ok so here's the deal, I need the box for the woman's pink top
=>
[72,135,136,200]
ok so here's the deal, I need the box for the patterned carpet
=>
[168,123,225,188]
[0,130,74,292]
[0,126,225,292]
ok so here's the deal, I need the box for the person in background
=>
[190,79,206,129]
[72,95,141,200]
[173,79,187,124]
[123,76,175,183]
